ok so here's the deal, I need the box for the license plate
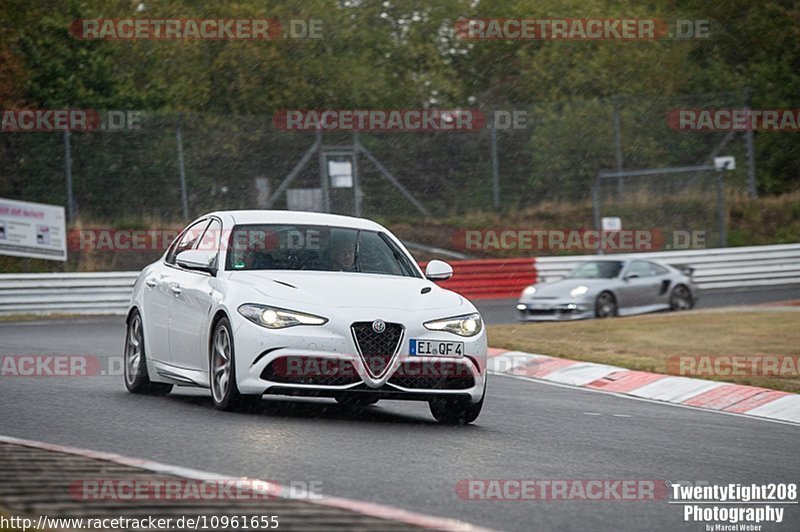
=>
[409,339,464,357]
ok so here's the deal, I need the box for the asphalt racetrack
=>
[1,288,798,531]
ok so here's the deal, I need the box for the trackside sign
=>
[0,197,67,261]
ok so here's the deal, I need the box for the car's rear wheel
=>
[429,380,485,425]
[124,310,173,396]
[335,395,379,410]
[210,317,260,411]
[670,285,693,311]
[595,291,618,318]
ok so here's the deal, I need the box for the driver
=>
[330,236,357,272]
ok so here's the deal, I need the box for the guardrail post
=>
[352,131,363,217]
[64,130,76,223]
[176,117,189,220]
[612,95,624,199]
[744,87,758,198]
[592,178,602,255]
[317,129,331,213]
[490,121,500,210]
[716,170,727,247]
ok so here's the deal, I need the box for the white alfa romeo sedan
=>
[125,211,487,424]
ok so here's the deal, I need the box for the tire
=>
[335,395,379,410]
[210,317,261,411]
[124,310,173,396]
[669,284,693,311]
[428,380,486,425]
[595,291,618,318]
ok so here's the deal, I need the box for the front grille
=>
[260,357,361,386]
[523,308,556,316]
[388,360,475,390]
[351,321,403,378]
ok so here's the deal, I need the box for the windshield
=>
[566,260,624,279]
[224,224,420,278]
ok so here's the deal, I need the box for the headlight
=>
[521,285,536,297]
[424,313,483,337]
[238,304,327,329]
[570,285,589,298]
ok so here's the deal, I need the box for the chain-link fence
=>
[0,91,754,225]
[594,167,727,250]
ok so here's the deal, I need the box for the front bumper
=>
[516,298,595,321]
[232,313,488,403]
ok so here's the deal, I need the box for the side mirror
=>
[176,249,216,274]
[625,273,640,281]
[425,260,453,281]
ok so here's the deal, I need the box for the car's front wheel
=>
[124,310,173,396]
[210,317,260,411]
[429,381,485,425]
[595,291,618,318]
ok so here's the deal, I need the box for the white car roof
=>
[201,210,387,232]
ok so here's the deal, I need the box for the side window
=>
[628,261,653,278]
[165,219,209,265]
[649,262,669,276]
[196,219,221,269]
[580,263,601,278]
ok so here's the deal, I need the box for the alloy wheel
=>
[211,325,232,403]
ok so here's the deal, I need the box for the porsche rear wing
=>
[670,263,695,278]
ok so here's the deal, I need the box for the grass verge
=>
[487,309,800,393]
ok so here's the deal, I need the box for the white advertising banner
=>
[0,197,67,261]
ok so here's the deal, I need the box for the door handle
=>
[170,285,182,296]
[145,278,158,288]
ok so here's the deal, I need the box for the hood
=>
[228,271,464,311]
[528,278,614,298]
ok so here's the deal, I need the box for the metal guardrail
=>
[1,244,798,315]
[0,272,138,315]
[535,243,800,290]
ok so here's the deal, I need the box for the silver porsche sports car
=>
[516,259,698,321]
